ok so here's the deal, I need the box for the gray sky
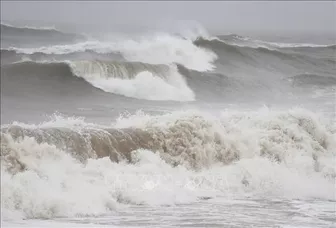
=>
[1,1,335,35]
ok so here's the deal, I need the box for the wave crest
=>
[2,108,335,171]
[1,23,85,46]
[2,60,195,101]
[6,33,217,72]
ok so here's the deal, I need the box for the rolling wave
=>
[1,60,195,101]
[1,23,63,34]
[1,23,86,48]
[289,73,336,87]
[218,34,335,49]
[1,61,104,99]
[0,48,124,65]
[1,27,335,106]
[194,37,335,57]
[2,35,334,104]
[193,36,336,74]
[4,34,217,72]
[3,33,333,76]
[69,60,195,101]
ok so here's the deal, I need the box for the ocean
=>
[1,22,335,228]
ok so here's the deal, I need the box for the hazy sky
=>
[1,1,335,35]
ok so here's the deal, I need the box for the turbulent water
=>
[1,22,336,228]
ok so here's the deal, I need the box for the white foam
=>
[88,71,195,101]
[9,33,217,72]
[118,34,216,71]
[1,114,97,130]
[1,108,335,220]
[68,61,195,101]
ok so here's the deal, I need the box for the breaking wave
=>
[2,20,336,224]
[2,60,195,101]
[69,60,195,101]
[5,34,217,72]
[1,108,335,219]
[3,32,334,80]
[2,30,335,104]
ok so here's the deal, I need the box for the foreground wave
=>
[1,108,335,219]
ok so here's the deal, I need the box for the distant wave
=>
[1,22,59,32]
[289,73,336,87]
[3,35,335,96]
[4,34,217,72]
[0,48,124,65]
[194,37,299,62]
[193,37,335,70]
[4,33,333,76]
[195,36,335,54]
[2,31,335,103]
[217,34,335,49]
[1,23,86,46]
[1,60,195,101]
[1,23,81,37]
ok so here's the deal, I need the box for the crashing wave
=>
[6,33,217,72]
[1,108,335,219]
[2,60,195,101]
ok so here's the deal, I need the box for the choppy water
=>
[1,21,335,228]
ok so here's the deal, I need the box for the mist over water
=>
[1,1,335,227]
